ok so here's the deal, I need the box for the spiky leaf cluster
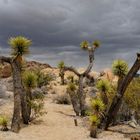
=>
[80,40,89,50]
[92,40,100,48]
[89,115,100,125]
[23,71,37,89]
[58,61,65,69]
[8,36,32,56]
[0,116,8,127]
[96,79,111,93]
[112,59,128,77]
[91,98,105,113]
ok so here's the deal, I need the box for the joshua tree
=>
[58,61,65,85]
[0,36,32,132]
[23,71,37,120]
[67,82,80,115]
[103,53,140,130]
[96,79,111,106]
[64,40,100,116]
[89,98,105,138]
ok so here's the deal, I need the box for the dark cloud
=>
[0,0,140,70]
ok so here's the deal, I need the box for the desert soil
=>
[0,94,132,140]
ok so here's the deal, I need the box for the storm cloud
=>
[0,0,140,70]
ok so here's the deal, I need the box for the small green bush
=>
[0,116,9,131]
[53,94,71,105]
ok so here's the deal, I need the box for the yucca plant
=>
[23,71,37,90]
[89,115,100,138]
[0,116,9,131]
[112,59,128,91]
[91,98,105,114]
[89,115,100,126]
[23,71,37,120]
[96,79,111,105]
[112,59,128,78]
[58,61,65,85]
[89,98,105,138]
[9,36,31,58]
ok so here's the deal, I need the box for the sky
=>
[0,0,140,71]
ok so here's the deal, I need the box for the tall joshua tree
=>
[0,36,32,132]
[103,53,140,130]
[58,61,65,85]
[64,40,100,116]
[23,71,37,121]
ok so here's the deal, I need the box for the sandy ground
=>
[0,95,132,140]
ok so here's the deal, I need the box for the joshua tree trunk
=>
[68,91,80,116]
[90,125,97,138]
[0,56,29,132]
[78,75,86,116]
[0,56,21,132]
[11,60,29,130]
[26,89,32,121]
[14,59,29,125]
[103,53,140,130]
[60,69,65,85]
[101,92,108,106]
[10,60,22,132]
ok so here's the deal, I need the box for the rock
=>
[128,121,138,128]
[0,64,12,78]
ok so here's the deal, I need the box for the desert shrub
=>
[67,82,77,92]
[32,90,45,100]
[124,77,140,111]
[35,70,54,87]
[67,75,75,83]
[30,100,45,119]
[0,116,9,131]
[53,93,71,105]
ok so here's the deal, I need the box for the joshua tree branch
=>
[0,56,11,64]
[82,49,95,76]
[64,66,80,77]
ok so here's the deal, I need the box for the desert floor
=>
[0,94,133,140]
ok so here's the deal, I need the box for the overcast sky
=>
[0,0,140,70]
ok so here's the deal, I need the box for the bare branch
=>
[64,66,80,77]
[0,56,11,64]
[82,48,95,76]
